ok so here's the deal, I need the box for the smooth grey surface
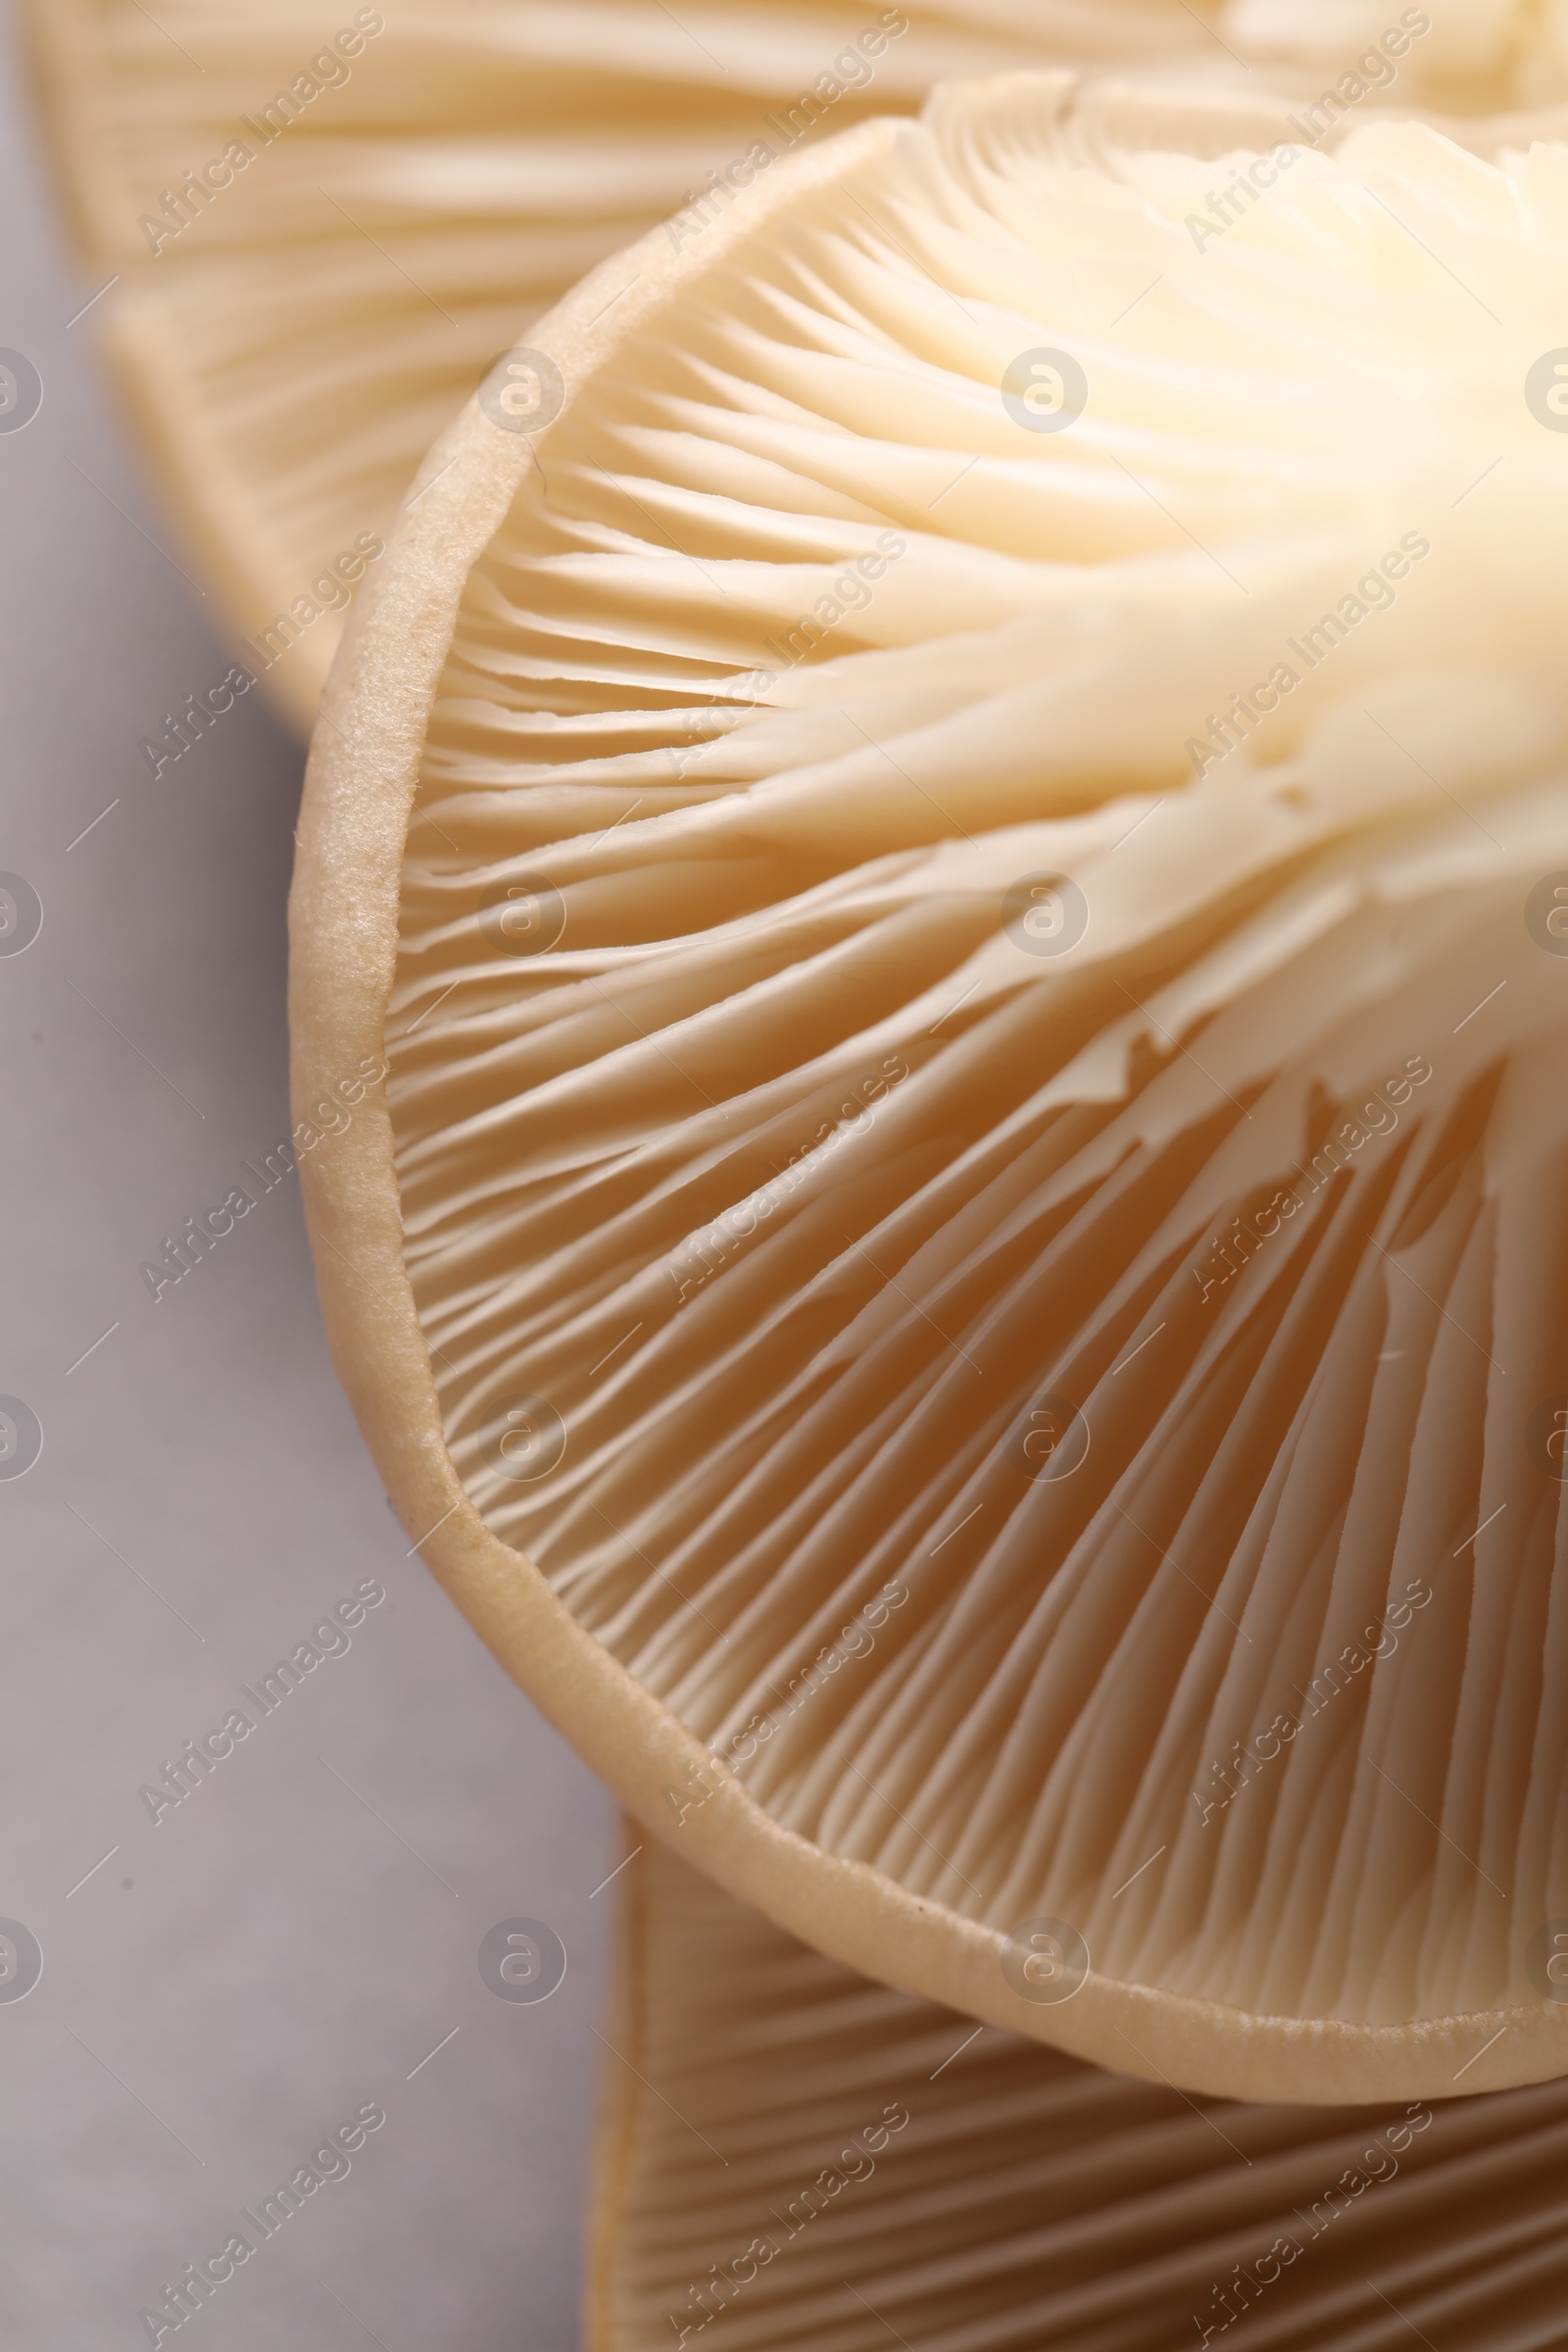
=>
[0,11,617,2347]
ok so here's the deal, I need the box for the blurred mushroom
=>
[30,2,1568,722]
[596,1838,1568,2351]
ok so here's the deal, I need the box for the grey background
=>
[0,9,615,2346]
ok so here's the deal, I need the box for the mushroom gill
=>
[593,1838,1568,2352]
[28,0,1206,725]
[292,72,1568,2096]
[31,2,1568,722]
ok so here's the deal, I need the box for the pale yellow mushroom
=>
[29,1,1568,723]
[291,71,1568,2099]
[595,1838,1568,2351]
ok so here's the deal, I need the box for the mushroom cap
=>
[291,70,1568,2098]
[25,0,1229,728]
[29,2,1567,724]
[594,1838,1568,2351]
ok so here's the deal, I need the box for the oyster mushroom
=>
[27,0,1207,726]
[595,1838,1568,2351]
[30,2,1565,722]
[292,72,1568,2098]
